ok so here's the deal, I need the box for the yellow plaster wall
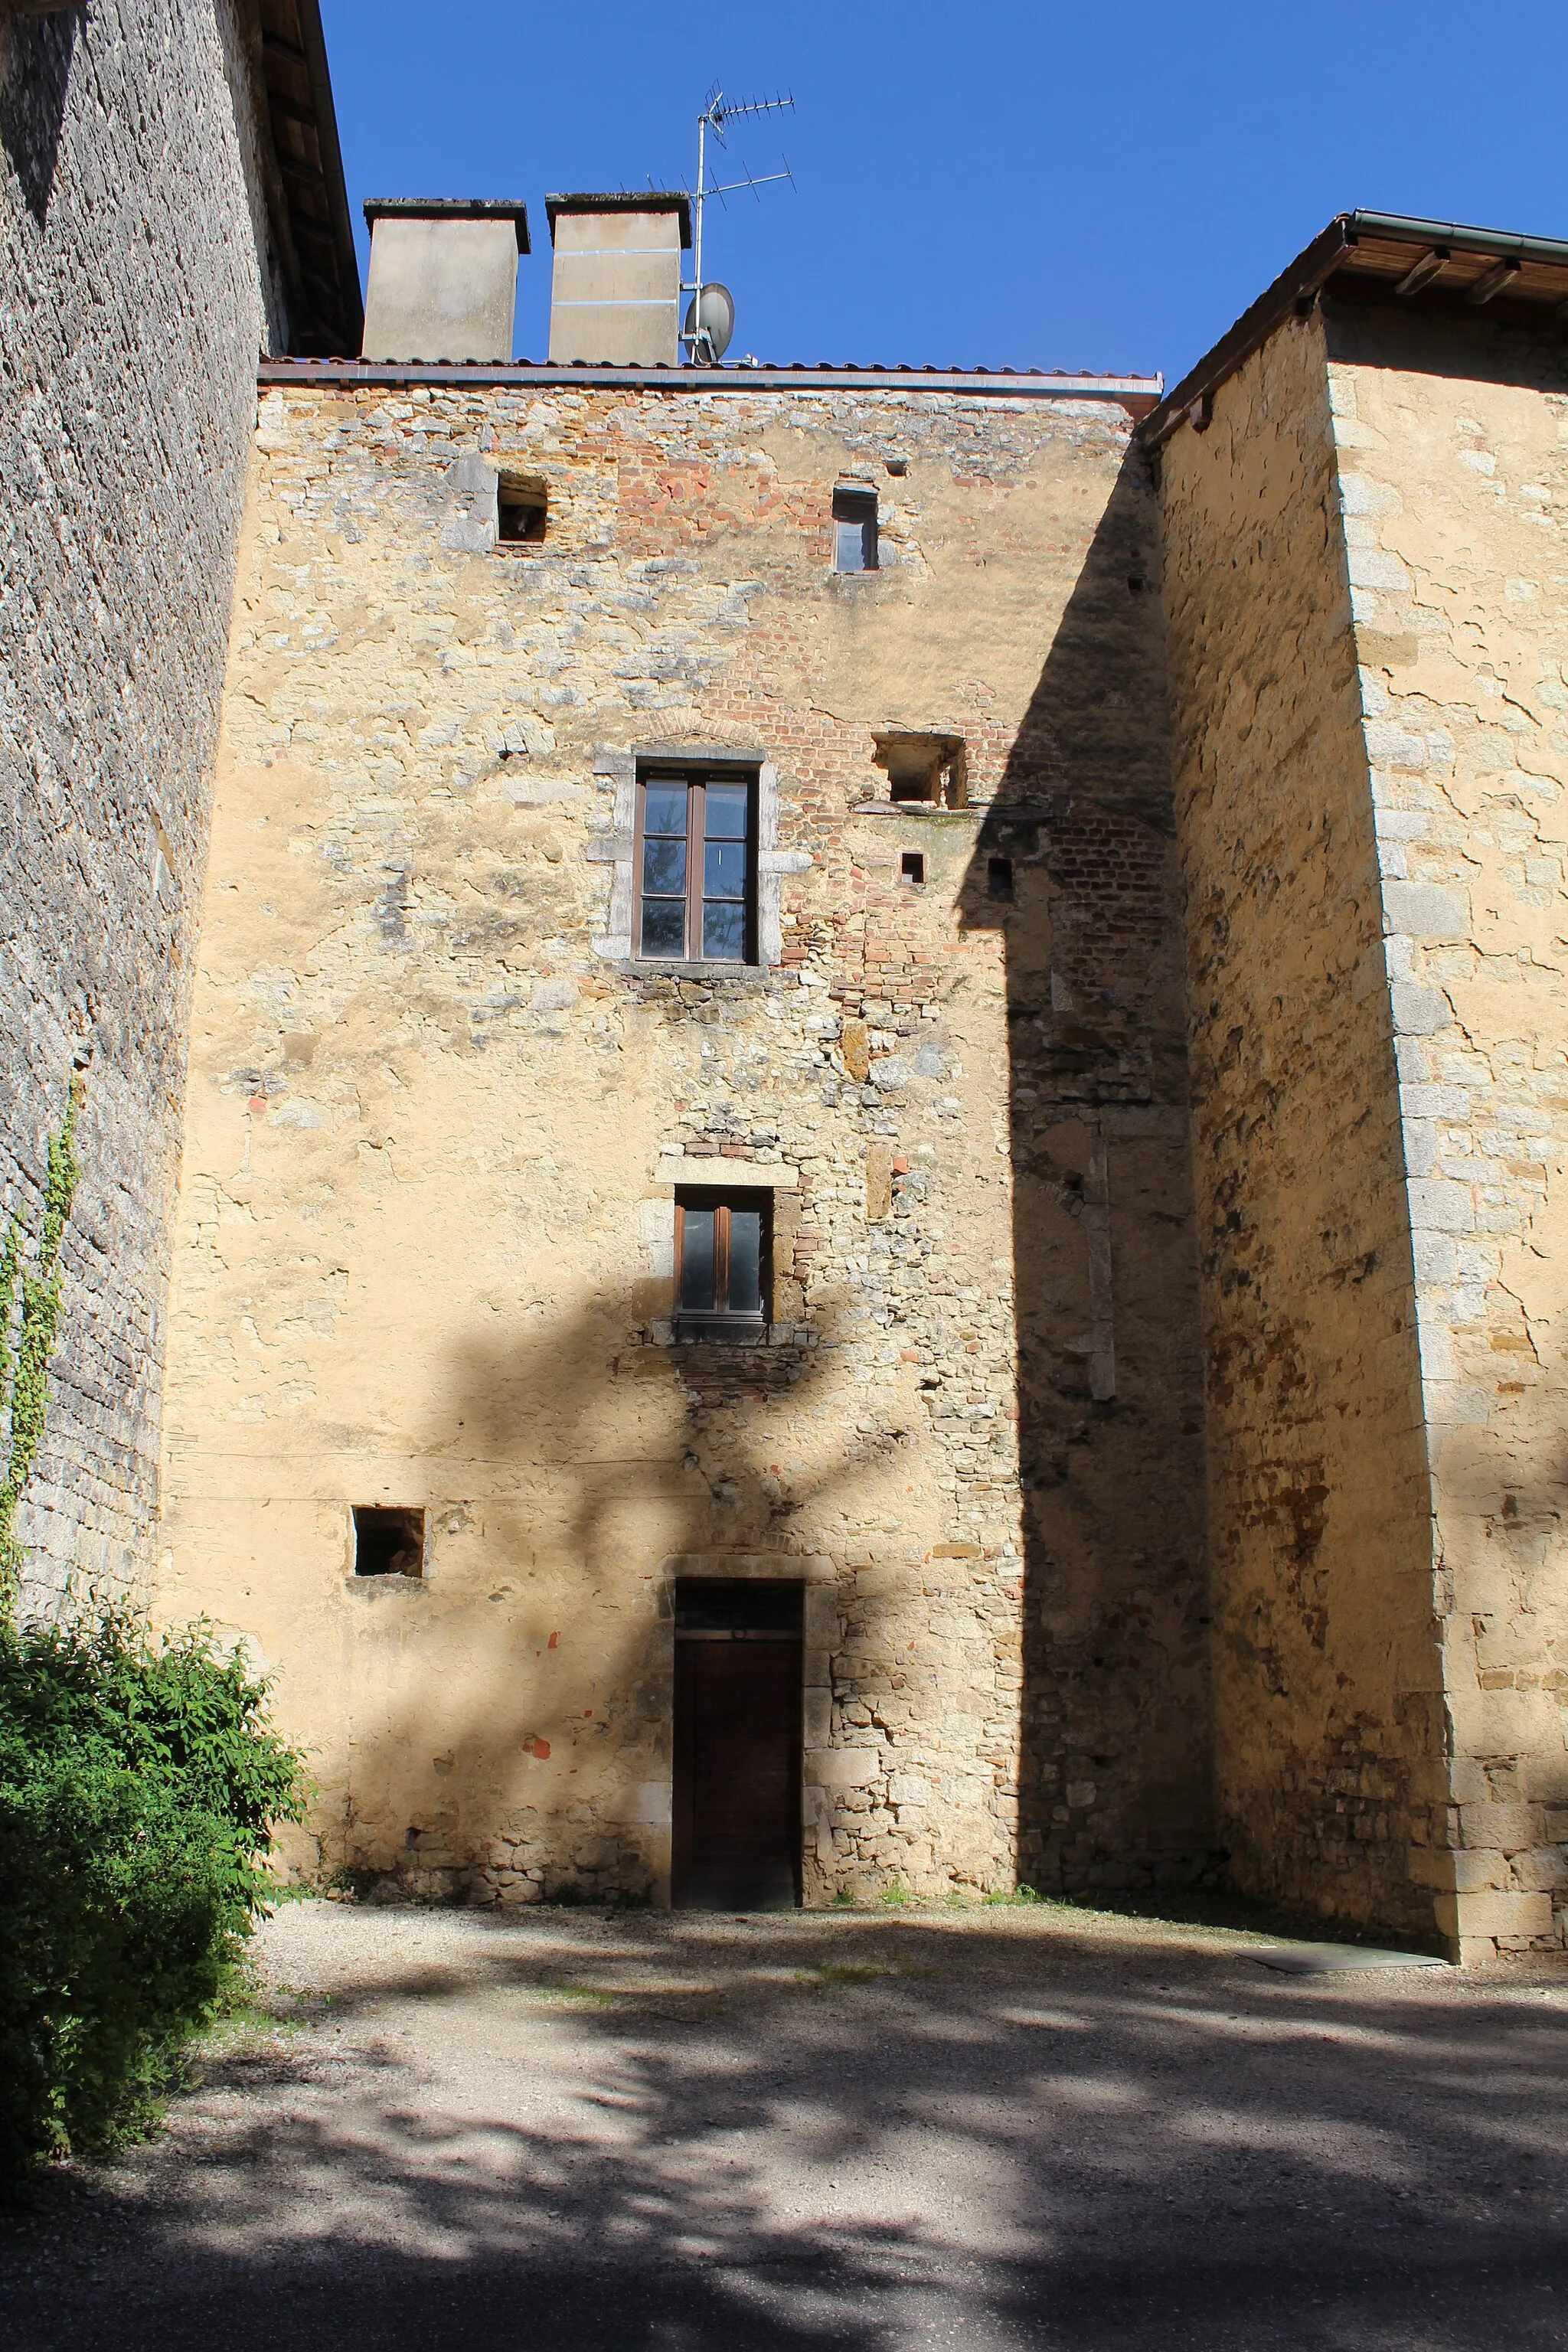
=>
[157,381,1210,1906]
[1329,318,1568,1953]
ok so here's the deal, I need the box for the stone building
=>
[1153,215,1568,1962]
[0,0,358,1609]
[4,5,1565,1958]
[145,192,1568,1958]
[153,196,1210,1913]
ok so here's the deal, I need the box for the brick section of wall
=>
[1159,312,1449,1945]
[156,381,1210,1906]
[0,2,280,1609]
[1328,308,1568,1956]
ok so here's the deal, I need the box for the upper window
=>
[635,768,757,963]
[675,1189,769,1338]
[498,470,547,544]
[833,485,878,573]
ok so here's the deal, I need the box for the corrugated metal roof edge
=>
[256,358,1164,408]
[1141,208,1568,449]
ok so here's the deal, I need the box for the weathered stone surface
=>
[1160,299,1568,1958]
[0,1,282,1610]
[1159,312,1447,1945]
[155,379,1211,1906]
[1330,308,1568,1962]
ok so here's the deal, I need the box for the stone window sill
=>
[651,1321,815,1349]
[618,959,769,985]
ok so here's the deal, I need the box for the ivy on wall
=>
[0,1078,81,1604]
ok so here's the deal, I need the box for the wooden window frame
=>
[674,1187,771,1340]
[632,766,759,965]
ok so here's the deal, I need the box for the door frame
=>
[651,1552,837,1909]
[671,1606,802,1909]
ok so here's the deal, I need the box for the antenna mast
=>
[683,83,795,364]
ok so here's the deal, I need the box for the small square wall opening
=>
[353,1505,426,1576]
[498,472,547,544]
[874,732,967,808]
[987,856,1014,898]
[900,851,926,886]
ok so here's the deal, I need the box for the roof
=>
[255,358,1163,412]
[364,198,531,255]
[545,191,694,250]
[1142,208,1568,447]
[254,0,363,356]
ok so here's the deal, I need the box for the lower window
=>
[675,1189,769,1339]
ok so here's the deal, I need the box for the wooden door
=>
[672,1583,802,1909]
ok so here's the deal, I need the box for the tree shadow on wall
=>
[324,1285,913,1900]
[1,7,79,227]
[954,439,1216,1900]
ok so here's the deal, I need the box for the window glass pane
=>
[726,1209,763,1315]
[704,840,746,900]
[704,782,750,839]
[642,782,688,836]
[680,1207,716,1310]
[702,901,746,961]
[835,518,867,573]
[640,898,686,958]
[642,836,687,896]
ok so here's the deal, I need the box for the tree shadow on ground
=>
[4,1906,1566,2350]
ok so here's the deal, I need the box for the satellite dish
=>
[684,282,735,362]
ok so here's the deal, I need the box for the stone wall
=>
[1326,307,1568,1956]
[1158,312,1448,1942]
[155,376,1210,1904]
[0,1,283,1609]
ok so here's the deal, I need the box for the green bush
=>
[0,1607,307,2190]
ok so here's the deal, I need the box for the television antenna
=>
[681,83,795,364]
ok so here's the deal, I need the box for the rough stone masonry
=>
[8,37,1565,1970]
[1158,283,1568,1962]
[0,0,319,1614]
[153,370,1213,1908]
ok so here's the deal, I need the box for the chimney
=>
[361,200,530,362]
[546,193,692,368]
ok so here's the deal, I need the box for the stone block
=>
[1390,985,1450,1037]
[1459,1803,1537,1852]
[1380,881,1468,939]
[806,1748,883,1789]
[1436,1890,1553,1942]
[604,1780,671,1825]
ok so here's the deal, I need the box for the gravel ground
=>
[3,1897,1566,2350]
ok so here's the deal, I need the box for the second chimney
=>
[546,193,692,368]
[361,200,530,362]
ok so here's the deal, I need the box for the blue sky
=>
[322,0,1568,385]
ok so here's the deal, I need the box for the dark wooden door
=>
[672,1584,802,1909]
